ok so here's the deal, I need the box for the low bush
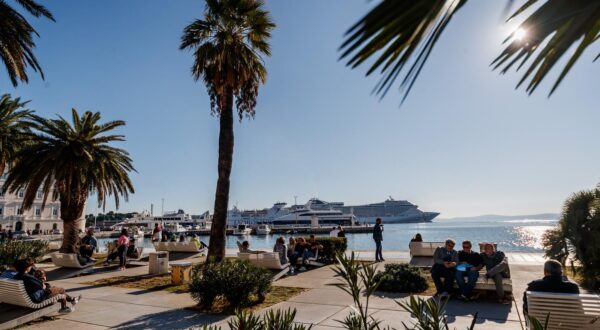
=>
[374,263,428,293]
[189,258,273,308]
[314,237,347,262]
[201,308,311,330]
[0,240,49,270]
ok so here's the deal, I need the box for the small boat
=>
[255,224,271,235]
[233,224,252,236]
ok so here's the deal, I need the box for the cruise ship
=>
[307,197,439,224]
[226,197,438,225]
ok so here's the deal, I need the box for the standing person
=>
[455,240,483,301]
[104,228,129,270]
[273,236,288,265]
[481,243,511,304]
[337,226,346,238]
[79,228,98,261]
[373,218,384,262]
[152,223,162,242]
[431,239,458,297]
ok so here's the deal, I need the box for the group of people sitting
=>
[1,258,81,314]
[239,235,323,274]
[428,238,580,309]
[431,239,511,303]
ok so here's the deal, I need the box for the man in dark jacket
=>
[456,240,483,300]
[432,239,458,297]
[523,260,579,313]
[481,243,511,304]
[373,218,384,262]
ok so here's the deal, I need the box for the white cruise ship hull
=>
[358,212,439,224]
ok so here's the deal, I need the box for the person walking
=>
[373,218,384,262]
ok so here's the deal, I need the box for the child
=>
[33,269,50,289]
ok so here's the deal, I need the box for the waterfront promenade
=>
[13,251,546,329]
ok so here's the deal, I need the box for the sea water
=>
[97,217,556,253]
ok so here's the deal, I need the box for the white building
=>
[0,173,85,233]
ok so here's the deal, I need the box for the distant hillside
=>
[440,213,559,221]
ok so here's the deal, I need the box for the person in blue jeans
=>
[455,240,483,301]
[373,218,384,262]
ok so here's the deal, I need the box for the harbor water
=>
[97,217,556,253]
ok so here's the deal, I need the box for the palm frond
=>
[0,0,54,86]
[492,0,600,95]
[340,0,468,104]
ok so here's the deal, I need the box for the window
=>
[17,207,23,215]
[52,223,58,230]
[18,190,24,198]
[52,208,58,216]
[0,207,3,215]
[0,188,3,197]
[36,191,43,199]
[35,207,41,216]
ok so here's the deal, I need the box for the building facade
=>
[0,173,85,233]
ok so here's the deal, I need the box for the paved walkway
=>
[20,252,545,329]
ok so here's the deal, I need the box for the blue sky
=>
[4,0,599,218]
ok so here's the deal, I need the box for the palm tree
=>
[3,109,135,252]
[340,0,600,103]
[0,94,32,175]
[180,0,275,260]
[0,0,55,86]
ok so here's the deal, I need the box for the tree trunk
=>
[208,87,234,261]
[58,189,87,253]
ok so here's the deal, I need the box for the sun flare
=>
[513,28,527,41]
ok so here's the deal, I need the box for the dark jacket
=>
[81,235,98,249]
[14,272,46,303]
[433,247,458,265]
[481,251,506,270]
[523,275,580,312]
[372,224,383,241]
[458,250,483,268]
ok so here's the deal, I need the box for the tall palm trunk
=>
[208,87,234,261]
[58,189,87,253]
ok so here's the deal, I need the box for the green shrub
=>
[189,258,273,308]
[0,240,49,270]
[374,263,428,293]
[314,237,347,262]
[201,308,311,330]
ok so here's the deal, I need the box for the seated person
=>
[179,234,186,243]
[305,235,323,260]
[65,244,89,265]
[79,228,98,261]
[126,239,140,259]
[170,233,177,242]
[239,241,263,254]
[190,234,208,250]
[337,226,346,238]
[480,243,511,304]
[410,233,423,243]
[523,260,579,314]
[14,259,80,313]
[431,239,458,297]
[272,236,288,265]
[455,240,483,300]
[329,227,339,237]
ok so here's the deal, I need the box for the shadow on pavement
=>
[113,309,228,330]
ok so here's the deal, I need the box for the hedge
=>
[0,240,49,270]
[373,263,428,293]
[189,258,273,308]
[314,237,347,262]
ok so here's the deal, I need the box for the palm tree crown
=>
[0,0,55,87]
[4,109,135,212]
[179,0,275,119]
[0,94,32,175]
